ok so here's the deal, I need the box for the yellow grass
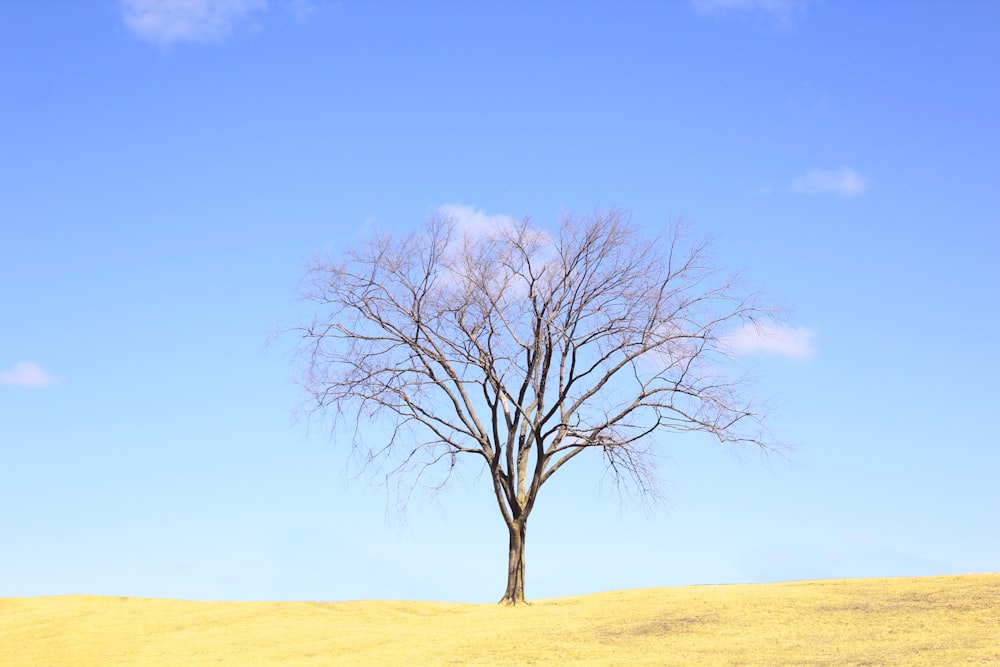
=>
[2,573,998,666]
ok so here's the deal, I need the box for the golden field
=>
[2,573,998,666]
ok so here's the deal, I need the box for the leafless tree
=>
[296,210,777,604]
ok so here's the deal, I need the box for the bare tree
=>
[296,210,777,604]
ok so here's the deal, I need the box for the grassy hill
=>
[2,573,997,665]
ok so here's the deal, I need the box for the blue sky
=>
[1,0,998,603]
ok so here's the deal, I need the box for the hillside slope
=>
[2,573,998,666]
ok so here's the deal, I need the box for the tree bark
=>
[499,520,527,605]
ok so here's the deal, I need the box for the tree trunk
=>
[499,520,527,605]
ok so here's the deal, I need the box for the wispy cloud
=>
[436,203,520,243]
[434,203,557,297]
[436,203,558,262]
[121,0,268,45]
[284,0,318,23]
[0,361,60,388]
[790,167,868,197]
[723,322,817,360]
[690,0,810,25]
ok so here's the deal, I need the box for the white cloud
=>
[436,203,559,262]
[790,167,868,197]
[434,204,558,297]
[722,322,817,360]
[436,203,521,243]
[0,361,60,388]
[691,0,809,25]
[121,0,267,45]
[283,0,317,23]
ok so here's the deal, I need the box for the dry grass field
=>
[2,573,997,666]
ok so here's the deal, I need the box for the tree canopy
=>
[296,210,778,603]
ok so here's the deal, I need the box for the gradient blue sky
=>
[2,0,998,603]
